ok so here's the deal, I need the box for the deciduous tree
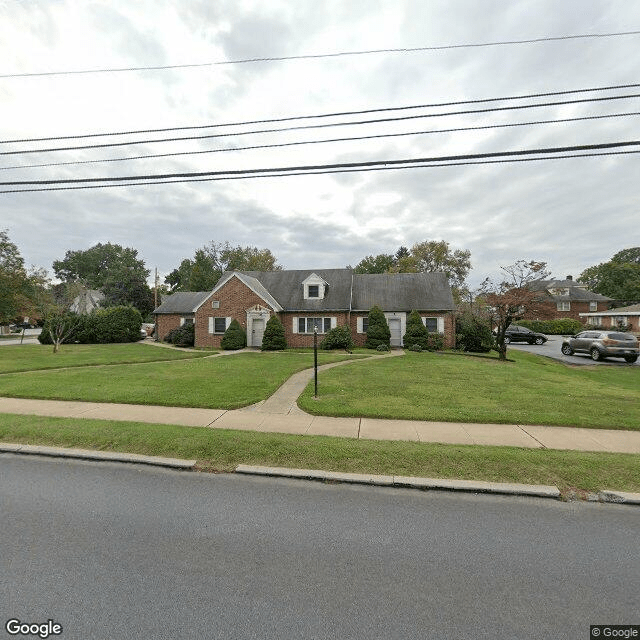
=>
[579,247,640,300]
[165,242,282,292]
[478,260,551,361]
[53,242,153,315]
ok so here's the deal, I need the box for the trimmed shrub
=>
[164,322,195,347]
[365,305,390,349]
[221,319,246,350]
[425,333,444,351]
[261,315,287,351]
[515,318,583,335]
[40,307,142,345]
[77,306,143,344]
[376,343,390,352]
[320,324,354,350]
[403,310,429,350]
[408,343,423,352]
[455,312,494,353]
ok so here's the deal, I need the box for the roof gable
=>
[209,272,283,311]
[235,269,353,311]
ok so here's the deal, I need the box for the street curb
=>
[0,442,196,469]
[235,464,562,499]
[598,490,640,505]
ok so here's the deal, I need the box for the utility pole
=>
[154,267,158,308]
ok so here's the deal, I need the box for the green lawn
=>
[1,413,638,493]
[0,350,367,409]
[298,350,640,430]
[0,343,214,373]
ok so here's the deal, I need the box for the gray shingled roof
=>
[530,278,612,302]
[351,272,455,311]
[235,269,354,311]
[153,291,211,314]
[583,303,640,315]
[154,269,455,315]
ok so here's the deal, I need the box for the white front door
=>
[388,318,402,346]
[251,318,265,347]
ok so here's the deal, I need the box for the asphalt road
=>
[1,455,638,640]
[508,334,639,366]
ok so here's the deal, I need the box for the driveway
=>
[0,328,41,346]
[508,334,639,366]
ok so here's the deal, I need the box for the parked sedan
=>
[500,325,548,345]
[561,331,639,363]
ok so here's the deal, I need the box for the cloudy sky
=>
[1,0,638,288]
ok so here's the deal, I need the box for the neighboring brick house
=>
[153,269,456,349]
[525,276,612,323]
[579,303,640,334]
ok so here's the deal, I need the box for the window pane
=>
[312,318,322,332]
[324,318,331,332]
[362,318,369,332]
[214,318,226,333]
[425,318,438,332]
[308,285,319,298]
[298,318,306,333]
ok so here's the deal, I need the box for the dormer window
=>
[302,273,328,300]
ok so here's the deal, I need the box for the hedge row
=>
[514,318,583,335]
[39,306,143,345]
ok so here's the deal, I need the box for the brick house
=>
[525,276,612,323]
[153,269,456,349]
[579,303,640,334]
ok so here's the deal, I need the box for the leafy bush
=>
[455,312,494,353]
[515,318,583,335]
[221,319,246,350]
[40,307,142,345]
[320,324,354,350]
[403,310,429,350]
[164,322,195,347]
[365,305,390,349]
[76,306,143,344]
[425,333,444,351]
[408,343,423,352]
[261,315,287,351]
[376,343,390,352]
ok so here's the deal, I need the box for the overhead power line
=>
[3,93,639,156]
[2,149,638,194]
[2,82,639,144]
[3,111,639,172]
[1,141,638,189]
[1,30,639,79]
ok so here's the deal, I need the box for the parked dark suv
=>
[500,325,547,345]
[561,331,639,363]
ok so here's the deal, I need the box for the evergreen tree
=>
[221,319,246,350]
[403,310,429,349]
[364,305,390,349]
[261,315,287,350]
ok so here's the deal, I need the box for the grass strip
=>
[0,343,214,373]
[1,413,639,493]
[298,350,640,430]
[0,351,368,409]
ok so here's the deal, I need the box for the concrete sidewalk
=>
[1,394,640,454]
[1,347,639,454]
